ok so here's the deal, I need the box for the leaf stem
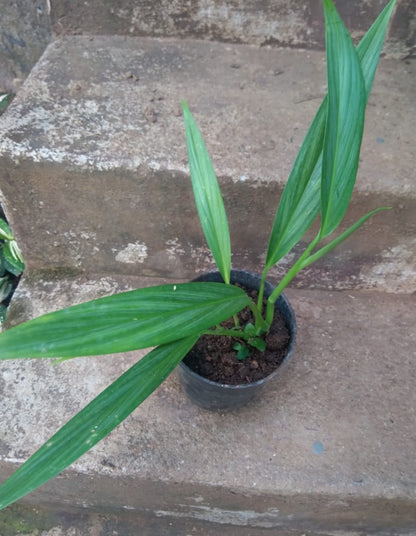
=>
[265,233,321,325]
[248,300,269,333]
[256,268,269,313]
[204,300,268,339]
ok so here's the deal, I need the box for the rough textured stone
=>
[0,0,414,93]
[51,0,415,58]
[0,275,415,531]
[2,503,414,536]
[0,0,51,93]
[0,37,414,292]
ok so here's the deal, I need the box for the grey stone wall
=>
[0,0,52,92]
[51,0,414,56]
[0,0,414,94]
[1,36,414,291]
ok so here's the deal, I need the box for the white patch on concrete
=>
[359,238,416,293]
[166,238,185,260]
[186,495,205,503]
[60,229,98,268]
[29,528,68,536]
[154,505,281,528]
[0,94,145,171]
[148,159,161,171]
[193,1,305,46]
[2,455,27,464]
[115,242,148,264]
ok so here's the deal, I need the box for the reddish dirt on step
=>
[183,289,291,385]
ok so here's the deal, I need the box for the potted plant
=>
[0,0,396,510]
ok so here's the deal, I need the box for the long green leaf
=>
[355,0,397,97]
[265,0,396,267]
[320,0,366,237]
[265,100,326,270]
[0,282,249,359]
[183,102,231,284]
[300,207,390,269]
[0,336,198,510]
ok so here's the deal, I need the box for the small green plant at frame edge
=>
[0,94,12,115]
[0,218,25,324]
[0,0,396,510]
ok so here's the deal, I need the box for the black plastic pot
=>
[178,270,297,411]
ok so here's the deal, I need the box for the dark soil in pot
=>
[178,270,297,411]
[182,286,290,385]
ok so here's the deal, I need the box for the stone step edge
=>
[0,465,413,533]
[1,274,415,532]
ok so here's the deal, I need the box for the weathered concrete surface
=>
[1,275,415,532]
[1,504,415,536]
[0,0,51,93]
[51,0,415,58]
[0,37,414,293]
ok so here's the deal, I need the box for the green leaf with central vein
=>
[183,102,231,284]
[0,282,250,359]
[320,0,366,238]
[265,0,396,267]
[0,336,199,510]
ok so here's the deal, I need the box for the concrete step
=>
[50,0,414,58]
[1,274,415,533]
[0,36,415,294]
[2,504,415,536]
[2,1,414,100]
